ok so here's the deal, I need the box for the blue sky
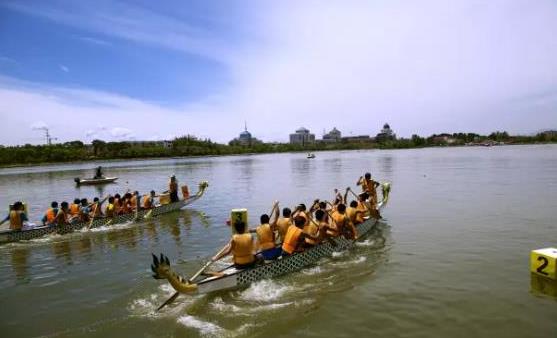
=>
[0,0,556,145]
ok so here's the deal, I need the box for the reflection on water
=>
[0,146,556,338]
[530,273,557,298]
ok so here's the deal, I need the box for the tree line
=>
[0,131,555,166]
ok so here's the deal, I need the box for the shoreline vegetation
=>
[1,131,556,167]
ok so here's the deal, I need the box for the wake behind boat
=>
[150,182,390,302]
[0,180,209,244]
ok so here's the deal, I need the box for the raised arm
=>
[270,201,280,228]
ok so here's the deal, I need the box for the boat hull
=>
[75,177,118,185]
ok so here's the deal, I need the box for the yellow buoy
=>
[530,247,557,280]
[230,208,248,234]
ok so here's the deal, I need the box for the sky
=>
[0,0,556,145]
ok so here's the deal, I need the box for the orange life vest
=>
[231,233,255,265]
[256,223,275,251]
[70,203,80,216]
[143,195,153,209]
[276,218,292,242]
[282,226,302,254]
[346,207,358,223]
[45,208,56,223]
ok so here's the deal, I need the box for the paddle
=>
[156,243,230,312]
[87,196,108,229]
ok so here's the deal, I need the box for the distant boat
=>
[307,153,316,159]
[74,177,118,185]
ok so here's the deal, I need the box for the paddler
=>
[357,173,380,208]
[281,215,319,256]
[42,201,59,226]
[143,190,157,209]
[105,197,116,218]
[0,201,28,231]
[69,198,81,218]
[254,201,282,260]
[90,197,104,218]
[130,191,140,211]
[54,201,70,225]
[212,216,256,269]
[330,203,357,240]
[276,207,293,243]
[169,175,179,203]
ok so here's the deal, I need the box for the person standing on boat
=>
[255,201,282,260]
[212,217,256,269]
[42,201,59,226]
[169,175,179,203]
[0,201,27,231]
[357,173,380,208]
[94,166,104,179]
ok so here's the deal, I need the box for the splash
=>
[177,315,224,336]
[238,279,292,302]
[355,239,375,247]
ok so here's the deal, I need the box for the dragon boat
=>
[151,182,390,301]
[0,181,209,244]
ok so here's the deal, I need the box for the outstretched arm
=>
[212,241,232,262]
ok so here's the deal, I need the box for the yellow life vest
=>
[356,202,367,223]
[232,233,255,265]
[256,223,275,251]
[276,218,292,242]
[106,203,115,217]
[9,210,22,230]
[282,226,302,254]
[303,223,318,245]
[346,207,358,223]
[143,195,153,209]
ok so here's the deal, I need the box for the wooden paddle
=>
[87,196,108,229]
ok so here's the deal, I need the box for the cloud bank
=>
[0,0,556,145]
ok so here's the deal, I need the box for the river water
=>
[0,145,556,337]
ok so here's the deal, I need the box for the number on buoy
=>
[531,248,557,280]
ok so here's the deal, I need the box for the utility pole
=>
[36,127,57,145]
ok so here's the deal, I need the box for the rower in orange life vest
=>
[357,172,380,208]
[143,190,158,209]
[0,201,28,231]
[90,197,104,218]
[212,217,256,269]
[254,201,282,260]
[330,203,358,240]
[281,215,319,256]
[42,201,59,226]
[54,201,70,226]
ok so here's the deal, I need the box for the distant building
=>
[341,135,372,143]
[229,123,260,146]
[322,127,342,142]
[375,123,396,142]
[290,127,315,145]
[431,133,456,145]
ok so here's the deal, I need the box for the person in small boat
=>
[105,197,116,218]
[254,201,282,260]
[42,201,59,226]
[357,173,380,208]
[0,201,28,231]
[169,175,179,203]
[281,215,319,256]
[276,207,292,243]
[143,190,157,209]
[212,218,256,269]
[54,201,70,226]
[331,203,357,240]
[94,166,104,179]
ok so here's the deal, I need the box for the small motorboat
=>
[74,177,118,185]
[307,153,316,159]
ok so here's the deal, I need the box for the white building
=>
[290,127,315,145]
[322,127,342,142]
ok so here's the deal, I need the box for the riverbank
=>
[2,130,556,168]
